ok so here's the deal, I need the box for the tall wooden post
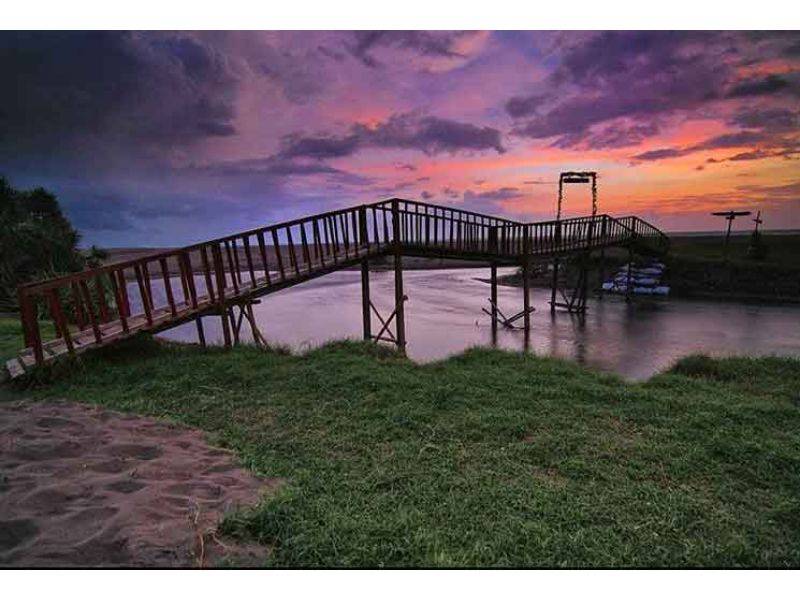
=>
[489,226,499,338]
[212,245,232,348]
[522,227,531,333]
[550,220,561,314]
[391,199,406,353]
[361,260,371,341]
[358,206,371,341]
[598,215,608,299]
[196,316,206,347]
[550,259,559,313]
[490,263,498,340]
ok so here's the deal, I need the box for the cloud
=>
[0,31,241,162]
[462,187,523,202]
[631,129,800,163]
[346,31,475,68]
[508,31,728,144]
[279,113,505,159]
[726,74,792,97]
[186,156,374,186]
[505,94,546,119]
[553,120,660,150]
[730,107,799,132]
[632,148,689,161]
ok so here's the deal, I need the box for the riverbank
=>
[3,327,799,567]
[495,233,800,304]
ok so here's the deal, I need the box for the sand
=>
[0,400,280,567]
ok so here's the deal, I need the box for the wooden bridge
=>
[6,198,668,378]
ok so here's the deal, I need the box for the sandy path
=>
[0,400,280,567]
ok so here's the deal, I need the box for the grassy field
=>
[666,233,800,302]
[669,232,800,266]
[2,313,799,567]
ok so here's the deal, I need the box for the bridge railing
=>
[13,199,668,368]
[615,216,671,254]
[15,203,398,365]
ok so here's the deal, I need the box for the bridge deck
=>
[6,198,668,377]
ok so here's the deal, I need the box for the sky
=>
[2,30,799,247]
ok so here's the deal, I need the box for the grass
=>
[0,316,54,366]
[668,233,800,267]
[3,320,799,568]
[665,235,800,302]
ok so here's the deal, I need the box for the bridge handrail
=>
[13,198,668,367]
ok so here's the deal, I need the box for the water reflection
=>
[143,268,800,380]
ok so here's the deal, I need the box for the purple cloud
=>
[726,74,792,97]
[347,31,474,68]
[279,113,505,159]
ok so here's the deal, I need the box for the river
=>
[144,267,800,380]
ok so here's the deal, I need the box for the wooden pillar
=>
[361,259,371,341]
[523,259,531,332]
[490,262,498,339]
[522,227,531,333]
[195,316,206,347]
[212,245,232,348]
[598,248,606,298]
[391,199,406,353]
[550,220,561,314]
[550,258,559,314]
[489,226,499,340]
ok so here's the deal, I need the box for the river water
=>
[149,267,800,380]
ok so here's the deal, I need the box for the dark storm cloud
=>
[631,148,689,161]
[347,31,472,68]
[506,31,781,145]
[726,74,791,97]
[279,134,361,160]
[278,113,505,159]
[631,129,800,163]
[0,31,240,160]
[504,95,546,119]
[553,121,660,150]
[186,156,374,186]
[692,131,772,151]
[731,107,799,132]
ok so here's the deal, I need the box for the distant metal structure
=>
[752,210,763,234]
[557,171,598,220]
[712,210,751,258]
[551,171,599,313]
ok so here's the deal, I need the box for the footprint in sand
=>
[0,519,39,552]
[105,479,147,494]
[107,443,163,461]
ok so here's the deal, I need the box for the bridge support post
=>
[361,259,371,341]
[195,316,206,348]
[598,249,606,298]
[550,258,559,314]
[522,228,531,333]
[489,226,499,341]
[392,200,406,354]
[490,262,498,340]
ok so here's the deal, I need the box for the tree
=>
[0,177,102,312]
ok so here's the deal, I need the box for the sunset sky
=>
[2,30,799,246]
